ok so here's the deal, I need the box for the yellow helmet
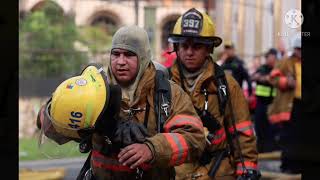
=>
[46,64,110,139]
[168,8,222,47]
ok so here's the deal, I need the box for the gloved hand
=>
[113,120,150,148]
[287,75,296,89]
[237,170,261,180]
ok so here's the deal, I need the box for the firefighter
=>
[251,48,279,153]
[37,25,206,180]
[267,35,301,174]
[168,8,260,180]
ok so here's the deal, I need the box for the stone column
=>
[237,0,245,59]
[255,0,263,55]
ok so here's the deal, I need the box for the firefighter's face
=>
[177,39,210,72]
[111,48,139,86]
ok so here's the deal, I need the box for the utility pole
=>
[134,0,139,25]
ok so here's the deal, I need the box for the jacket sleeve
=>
[144,82,206,168]
[270,60,292,91]
[226,75,259,175]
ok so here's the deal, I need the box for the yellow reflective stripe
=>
[272,89,276,97]
[255,85,274,97]
[85,102,94,128]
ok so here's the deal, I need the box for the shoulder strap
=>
[213,63,235,156]
[76,151,92,180]
[177,59,187,91]
[213,63,228,115]
[154,70,171,133]
[213,62,248,174]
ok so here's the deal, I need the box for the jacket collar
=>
[130,63,156,106]
[171,58,219,94]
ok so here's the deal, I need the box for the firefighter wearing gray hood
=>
[88,25,206,179]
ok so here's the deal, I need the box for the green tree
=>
[19,0,87,78]
[78,25,113,55]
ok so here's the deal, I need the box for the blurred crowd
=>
[161,35,302,174]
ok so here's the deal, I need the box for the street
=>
[19,156,293,180]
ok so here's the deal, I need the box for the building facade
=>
[19,0,301,66]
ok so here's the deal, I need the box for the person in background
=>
[220,41,253,99]
[216,51,228,66]
[161,43,177,68]
[249,55,262,76]
[251,48,279,153]
[246,55,262,115]
[267,35,301,174]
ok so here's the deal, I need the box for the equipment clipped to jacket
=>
[197,63,261,179]
[112,69,171,148]
[154,70,172,133]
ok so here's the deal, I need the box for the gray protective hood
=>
[109,25,152,104]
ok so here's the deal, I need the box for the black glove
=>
[195,108,221,133]
[237,170,261,180]
[113,120,150,148]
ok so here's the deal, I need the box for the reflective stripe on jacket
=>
[267,56,298,124]
[170,59,258,179]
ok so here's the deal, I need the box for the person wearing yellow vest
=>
[251,48,279,153]
[267,35,301,174]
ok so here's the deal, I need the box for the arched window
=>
[161,16,180,49]
[89,12,120,35]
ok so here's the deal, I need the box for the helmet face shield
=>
[38,101,79,159]
[168,35,222,46]
[38,126,79,159]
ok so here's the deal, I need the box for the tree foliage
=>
[19,0,88,78]
[78,25,113,55]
